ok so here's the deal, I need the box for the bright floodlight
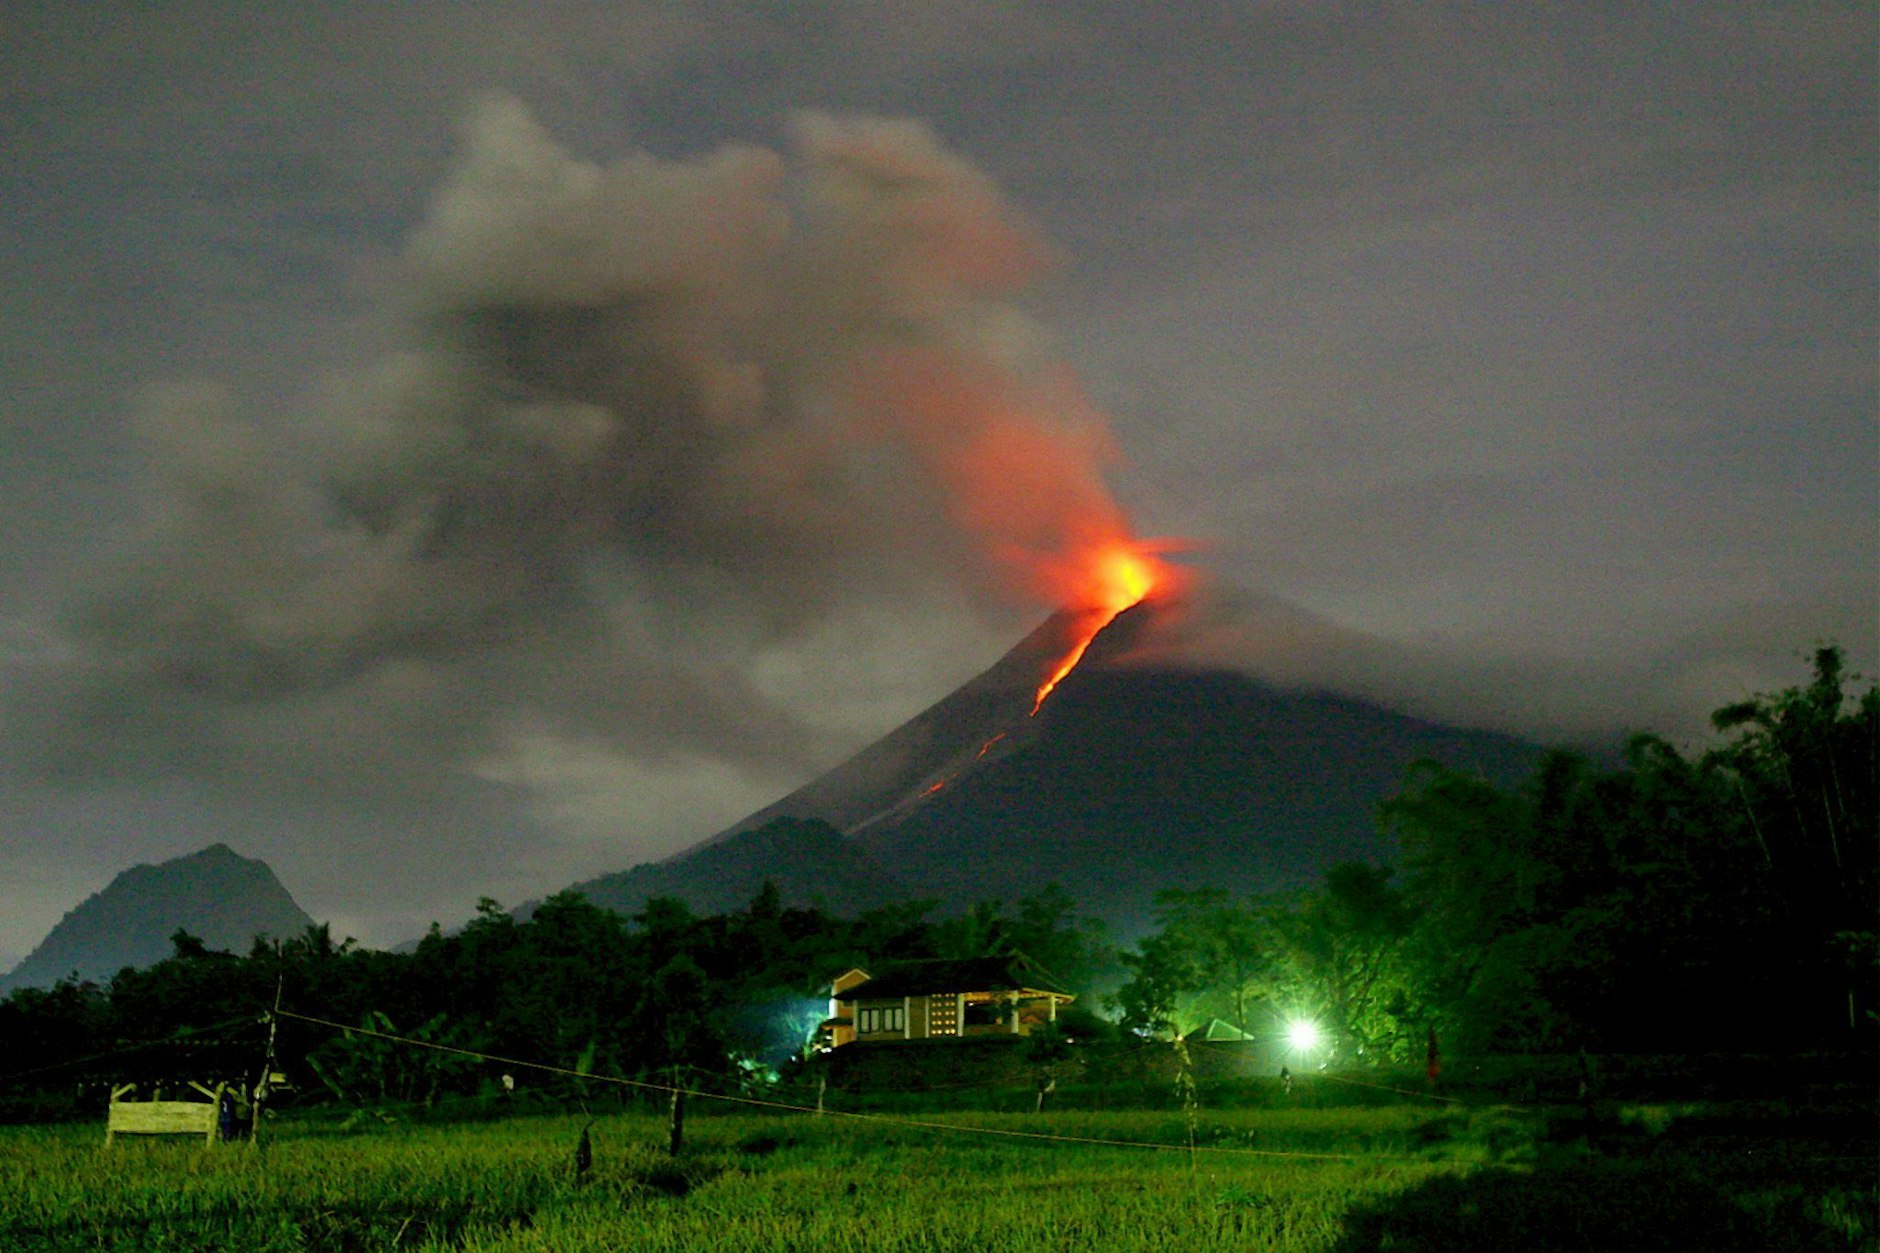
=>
[1287,1020,1321,1051]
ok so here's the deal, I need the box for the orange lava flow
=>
[1030,545,1160,715]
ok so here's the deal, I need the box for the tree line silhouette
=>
[1112,645,1876,1059]
[2,646,1870,1116]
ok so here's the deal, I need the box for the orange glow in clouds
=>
[852,348,1185,716]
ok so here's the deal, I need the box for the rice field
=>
[1,1099,1870,1252]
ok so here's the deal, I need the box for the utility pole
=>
[251,956,284,1144]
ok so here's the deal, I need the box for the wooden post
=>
[816,1074,826,1117]
[105,1084,133,1148]
[251,969,283,1144]
[667,1084,686,1157]
[188,1082,223,1146]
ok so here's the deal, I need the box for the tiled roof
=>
[837,955,1071,1000]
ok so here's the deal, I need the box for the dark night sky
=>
[1,2,1873,965]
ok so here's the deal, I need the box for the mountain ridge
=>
[2,843,315,992]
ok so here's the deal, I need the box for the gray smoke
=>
[9,100,1143,803]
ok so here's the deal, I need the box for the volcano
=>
[558,601,1542,932]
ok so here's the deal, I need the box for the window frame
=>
[856,1003,906,1035]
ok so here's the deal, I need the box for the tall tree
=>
[1109,928,1203,1038]
[1261,864,1415,1060]
[1382,645,1876,1052]
[1709,646,1879,1037]
[1143,889,1268,1035]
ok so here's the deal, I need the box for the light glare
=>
[1287,1020,1321,1051]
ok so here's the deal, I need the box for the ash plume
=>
[6,99,1151,803]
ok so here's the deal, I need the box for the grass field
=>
[2,1096,1872,1251]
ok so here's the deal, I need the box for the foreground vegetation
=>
[3,1095,1872,1253]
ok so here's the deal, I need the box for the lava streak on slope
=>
[1030,543,1171,714]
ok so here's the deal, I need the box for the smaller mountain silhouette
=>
[1,844,314,992]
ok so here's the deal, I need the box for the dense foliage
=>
[2,647,1871,1114]
[1111,646,1877,1058]
[0,875,1110,1114]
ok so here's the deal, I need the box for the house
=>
[1183,1017,1254,1042]
[819,955,1074,1049]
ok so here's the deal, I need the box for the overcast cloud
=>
[1,2,1872,967]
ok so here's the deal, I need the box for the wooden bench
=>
[105,1082,228,1146]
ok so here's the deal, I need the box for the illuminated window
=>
[857,1005,905,1035]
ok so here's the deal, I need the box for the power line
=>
[0,1013,262,1088]
[273,1007,1475,1165]
[1314,1071,1480,1107]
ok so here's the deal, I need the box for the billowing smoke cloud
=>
[8,99,1147,801]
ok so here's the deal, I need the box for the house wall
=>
[927,992,961,1037]
[837,988,1073,1046]
[825,968,873,1049]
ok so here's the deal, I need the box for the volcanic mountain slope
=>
[563,604,1543,931]
[715,611,1098,842]
[559,612,1090,918]
[545,814,909,923]
[1,844,314,992]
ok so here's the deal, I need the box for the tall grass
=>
[0,1101,1868,1252]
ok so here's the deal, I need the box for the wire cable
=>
[0,1013,263,1087]
[273,1007,1478,1164]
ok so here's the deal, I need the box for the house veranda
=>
[820,955,1073,1049]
